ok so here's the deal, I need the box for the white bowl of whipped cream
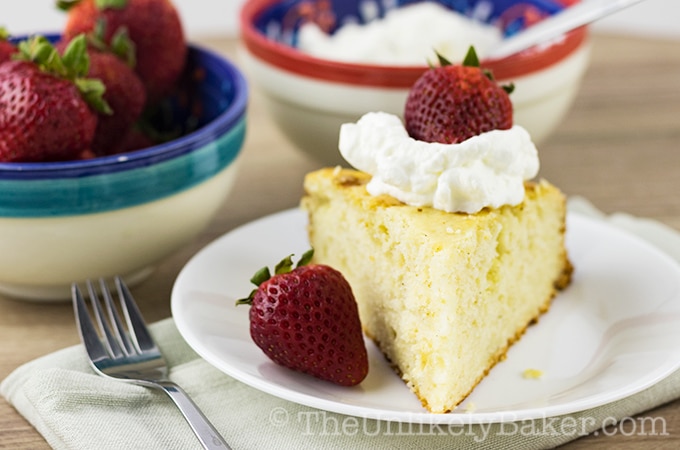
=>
[240,0,591,166]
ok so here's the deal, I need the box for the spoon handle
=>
[487,0,648,60]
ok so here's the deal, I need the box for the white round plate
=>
[171,209,680,424]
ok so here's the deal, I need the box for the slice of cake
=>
[301,167,572,413]
[300,46,572,413]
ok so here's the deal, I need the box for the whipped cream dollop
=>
[297,2,502,65]
[339,112,540,214]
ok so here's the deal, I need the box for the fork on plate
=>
[72,276,231,450]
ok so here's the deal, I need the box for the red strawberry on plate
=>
[237,250,369,387]
[0,35,108,162]
[60,0,187,103]
[404,46,514,144]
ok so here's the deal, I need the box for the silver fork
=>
[72,276,231,450]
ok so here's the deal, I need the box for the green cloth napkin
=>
[2,198,679,450]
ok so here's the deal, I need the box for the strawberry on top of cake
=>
[339,47,538,214]
[301,47,572,413]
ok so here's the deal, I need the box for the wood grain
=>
[1,33,678,448]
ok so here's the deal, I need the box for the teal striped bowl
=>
[0,42,248,301]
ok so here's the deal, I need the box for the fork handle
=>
[155,380,232,450]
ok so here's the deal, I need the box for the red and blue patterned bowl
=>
[241,0,589,165]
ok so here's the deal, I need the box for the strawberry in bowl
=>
[0,32,248,301]
[60,0,187,104]
[0,35,103,162]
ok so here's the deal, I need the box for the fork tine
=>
[115,276,159,353]
[74,278,230,449]
[72,283,109,363]
[86,279,125,359]
[99,278,135,356]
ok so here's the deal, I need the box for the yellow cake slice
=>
[301,167,572,413]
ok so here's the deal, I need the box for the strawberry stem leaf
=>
[110,26,136,67]
[250,267,271,286]
[88,19,109,52]
[503,82,515,95]
[75,78,112,114]
[462,46,480,68]
[95,0,128,10]
[236,249,316,307]
[297,249,314,267]
[435,51,452,67]
[235,288,258,306]
[274,255,294,275]
[61,34,90,77]
[16,34,112,114]
[17,36,61,73]
[56,0,82,12]
[88,19,137,68]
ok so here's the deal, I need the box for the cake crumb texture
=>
[301,168,572,413]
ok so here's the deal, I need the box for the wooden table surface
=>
[1,33,679,449]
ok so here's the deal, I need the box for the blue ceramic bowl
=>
[241,0,590,165]
[0,41,248,301]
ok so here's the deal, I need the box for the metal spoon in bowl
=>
[486,0,649,60]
